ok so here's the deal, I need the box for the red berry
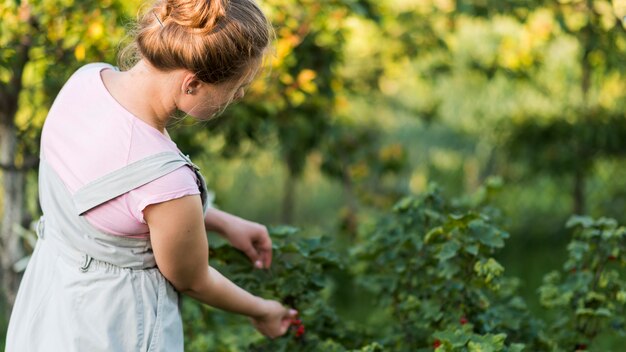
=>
[433,339,442,349]
[295,324,305,337]
[291,318,302,326]
[575,343,587,350]
[460,316,468,325]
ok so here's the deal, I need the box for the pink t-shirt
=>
[41,62,201,238]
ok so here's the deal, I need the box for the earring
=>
[186,88,193,94]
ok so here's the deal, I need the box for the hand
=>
[250,299,298,339]
[222,217,272,269]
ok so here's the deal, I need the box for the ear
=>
[181,73,203,94]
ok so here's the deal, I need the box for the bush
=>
[538,216,626,351]
[183,185,626,351]
[354,185,543,351]
[184,226,377,351]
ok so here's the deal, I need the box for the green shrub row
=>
[183,185,626,351]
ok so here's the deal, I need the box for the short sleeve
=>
[127,165,201,224]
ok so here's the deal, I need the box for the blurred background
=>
[1,0,626,349]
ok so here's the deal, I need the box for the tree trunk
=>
[341,171,358,238]
[0,5,34,312]
[573,5,591,215]
[0,122,26,311]
[282,170,296,224]
[573,169,585,215]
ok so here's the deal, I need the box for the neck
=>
[117,59,181,134]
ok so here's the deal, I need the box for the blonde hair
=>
[117,0,271,84]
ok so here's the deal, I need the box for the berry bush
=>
[182,185,626,351]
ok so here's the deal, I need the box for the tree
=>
[505,0,626,214]
[364,0,626,215]
[172,0,377,223]
[0,0,131,311]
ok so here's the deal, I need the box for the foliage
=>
[168,0,381,222]
[0,0,136,313]
[0,0,132,139]
[180,183,626,351]
[183,226,377,351]
[538,215,626,351]
[506,110,626,176]
[355,185,544,351]
[175,0,377,173]
[318,121,409,234]
[2,0,626,350]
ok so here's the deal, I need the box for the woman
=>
[6,0,297,350]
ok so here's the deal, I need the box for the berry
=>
[460,316,468,325]
[291,318,302,326]
[433,339,442,349]
[608,255,617,261]
[574,343,587,350]
[295,324,305,337]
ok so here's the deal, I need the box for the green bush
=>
[183,185,626,351]
[355,185,543,351]
[184,226,377,351]
[538,216,626,351]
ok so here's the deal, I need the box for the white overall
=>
[6,151,209,351]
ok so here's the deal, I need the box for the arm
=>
[204,207,273,269]
[144,195,295,337]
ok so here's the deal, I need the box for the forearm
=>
[181,264,267,318]
[204,207,238,235]
[203,207,272,268]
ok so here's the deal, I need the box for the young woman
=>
[6,0,297,350]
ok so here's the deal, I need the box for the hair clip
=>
[153,11,164,28]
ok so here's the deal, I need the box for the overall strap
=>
[72,151,193,215]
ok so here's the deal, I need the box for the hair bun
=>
[167,0,229,33]
[130,0,271,84]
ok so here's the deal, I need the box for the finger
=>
[280,309,298,332]
[259,246,272,269]
[279,321,290,334]
[256,229,272,268]
[242,245,260,266]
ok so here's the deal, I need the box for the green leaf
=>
[465,244,479,256]
[596,217,618,229]
[437,241,461,262]
[425,226,445,243]
[474,258,504,284]
[469,220,505,248]
[280,243,300,254]
[567,241,589,261]
[439,261,460,279]
[566,216,594,229]
[594,308,612,317]
[575,307,594,316]
[433,330,471,347]
[269,225,300,237]
[393,197,414,211]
